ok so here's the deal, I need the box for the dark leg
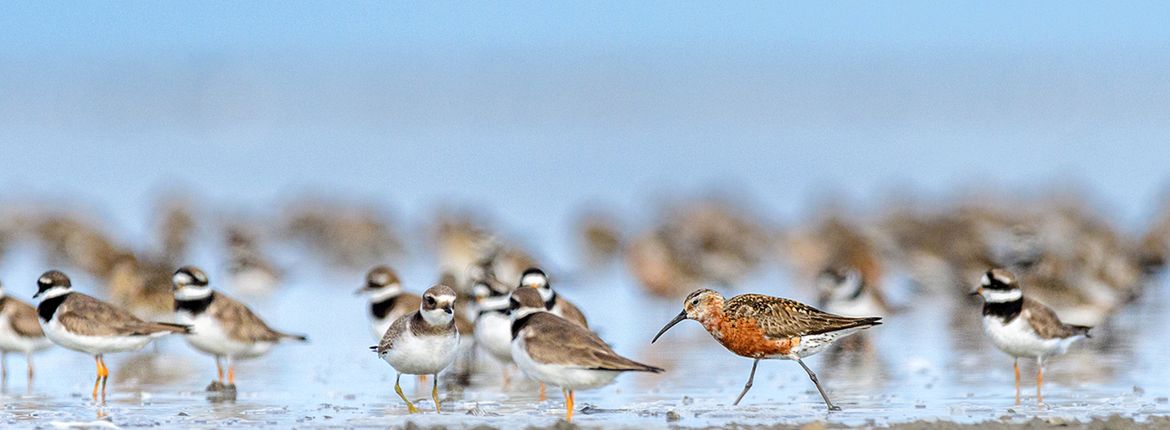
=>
[733,359,761,406]
[797,358,840,411]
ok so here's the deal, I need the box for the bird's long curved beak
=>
[651,310,688,344]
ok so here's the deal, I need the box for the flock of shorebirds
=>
[0,190,1168,422]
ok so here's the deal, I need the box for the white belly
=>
[474,312,513,364]
[178,311,274,359]
[788,326,867,358]
[0,317,52,353]
[511,337,619,390]
[383,330,460,375]
[983,316,1077,359]
[42,317,156,355]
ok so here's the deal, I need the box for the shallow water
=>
[0,258,1167,429]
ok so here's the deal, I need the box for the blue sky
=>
[1,2,1169,246]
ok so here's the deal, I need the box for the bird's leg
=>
[395,373,419,414]
[431,373,441,414]
[2,351,8,384]
[227,357,236,386]
[418,374,427,386]
[733,359,761,406]
[1014,358,1021,405]
[797,358,841,411]
[98,355,109,403]
[25,351,34,388]
[215,356,224,384]
[540,383,547,401]
[91,355,102,400]
[563,388,575,423]
[1036,356,1045,405]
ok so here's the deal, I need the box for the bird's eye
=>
[425,296,436,305]
[690,299,699,306]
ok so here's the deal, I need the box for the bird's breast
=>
[707,316,795,359]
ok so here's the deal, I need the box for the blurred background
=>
[1,2,1170,427]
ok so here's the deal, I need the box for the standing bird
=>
[509,288,663,422]
[973,268,1091,405]
[519,268,587,327]
[171,266,308,389]
[652,289,881,410]
[371,284,461,414]
[471,278,515,375]
[0,279,53,386]
[33,270,190,401]
[357,265,420,340]
[518,268,587,400]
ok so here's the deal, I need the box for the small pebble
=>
[665,410,681,422]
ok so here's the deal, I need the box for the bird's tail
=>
[149,322,193,335]
[280,332,309,342]
[843,316,883,330]
[600,357,665,373]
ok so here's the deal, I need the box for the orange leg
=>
[216,356,225,384]
[97,355,109,403]
[566,389,575,422]
[540,383,547,401]
[228,364,236,385]
[92,356,101,400]
[1036,358,1045,405]
[418,374,428,385]
[1014,359,1021,405]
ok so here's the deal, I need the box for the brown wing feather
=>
[58,293,184,336]
[3,298,45,338]
[1023,298,1091,339]
[209,292,298,343]
[555,297,589,328]
[523,313,661,372]
[725,294,881,339]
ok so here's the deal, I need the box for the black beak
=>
[355,285,376,295]
[444,306,453,314]
[32,290,44,299]
[969,287,983,297]
[651,310,688,344]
